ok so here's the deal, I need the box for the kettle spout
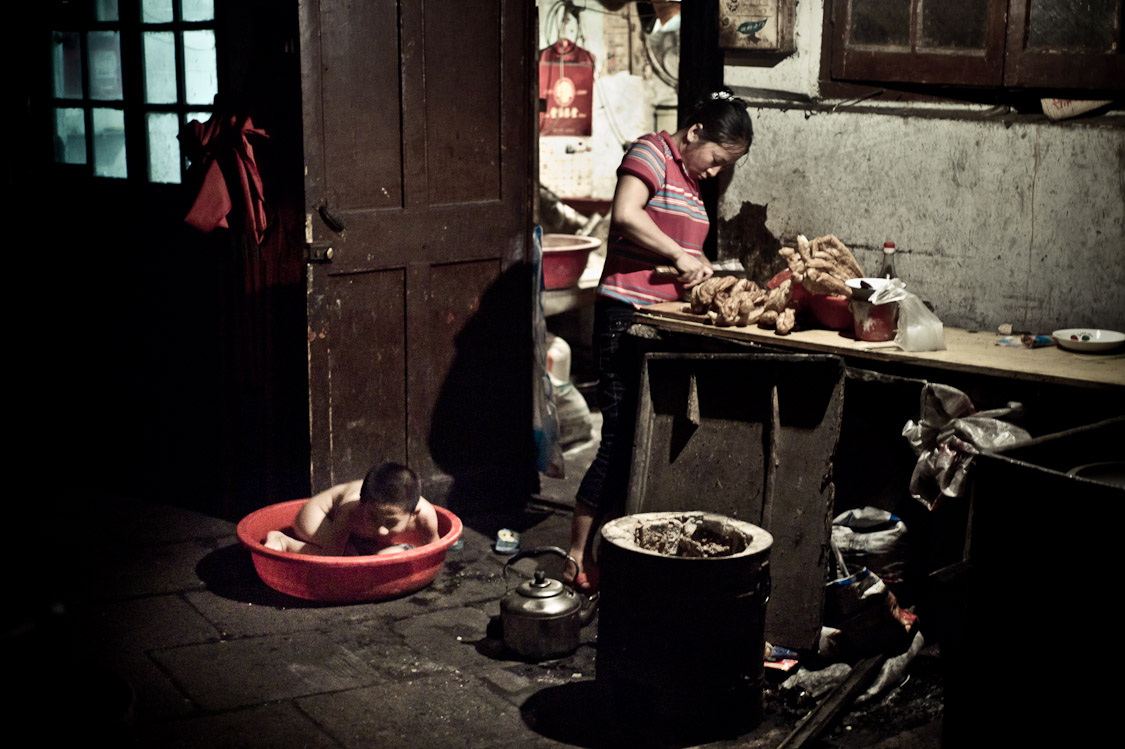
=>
[578,591,600,627]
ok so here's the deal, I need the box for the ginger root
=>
[779,234,865,297]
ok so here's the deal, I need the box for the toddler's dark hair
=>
[684,88,753,152]
[360,462,421,512]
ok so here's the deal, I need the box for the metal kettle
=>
[500,546,598,660]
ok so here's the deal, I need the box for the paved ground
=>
[9,422,942,748]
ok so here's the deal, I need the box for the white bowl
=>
[1052,328,1125,353]
[845,277,891,301]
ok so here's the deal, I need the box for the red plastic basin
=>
[237,499,463,602]
[542,234,601,290]
[809,293,854,330]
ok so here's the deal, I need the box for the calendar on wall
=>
[539,138,593,198]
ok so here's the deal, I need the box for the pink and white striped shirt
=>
[597,132,710,307]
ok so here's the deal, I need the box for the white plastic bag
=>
[902,383,1030,509]
[894,293,945,352]
[832,507,908,585]
[532,226,565,478]
[869,279,945,352]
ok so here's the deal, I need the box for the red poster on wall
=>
[539,39,594,136]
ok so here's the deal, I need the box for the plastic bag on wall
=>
[902,383,1030,510]
[532,226,566,478]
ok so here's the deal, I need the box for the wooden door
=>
[299,0,534,501]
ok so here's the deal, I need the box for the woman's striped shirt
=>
[597,131,710,307]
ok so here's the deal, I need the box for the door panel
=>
[326,269,408,482]
[423,1,502,203]
[320,2,403,210]
[302,0,532,496]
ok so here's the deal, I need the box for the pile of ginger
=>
[688,234,865,336]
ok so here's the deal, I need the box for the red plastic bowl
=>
[237,499,463,602]
[808,293,854,330]
[542,234,601,290]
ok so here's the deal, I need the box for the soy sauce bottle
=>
[879,242,898,280]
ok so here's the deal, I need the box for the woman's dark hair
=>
[360,462,421,512]
[684,88,753,152]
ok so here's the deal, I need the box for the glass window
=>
[923,0,990,50]
[183,30,218,106]
[143,32,177,104]
[96,0,120,22]
[849,0,911,47]
[54,108,87,164]
[50,0,219,182]
[88,31,124,101]
[92,108,128,178]
[142,0,175,24]
[52,31,84,99]
[182,0,215,23]
[1028,0,1117,52]
[147,112,182,183]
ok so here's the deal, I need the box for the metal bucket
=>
[595,512,773,740]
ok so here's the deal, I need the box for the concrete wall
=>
[719,2,1125,333]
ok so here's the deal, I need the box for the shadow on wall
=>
[718,200,784,281]
[429,263,540,517]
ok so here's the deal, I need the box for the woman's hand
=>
[673,251,711,288]
[612,174,716,289]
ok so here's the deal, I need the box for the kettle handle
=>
[502,545,578,580]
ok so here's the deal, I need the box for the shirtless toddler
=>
[264,462,440,556]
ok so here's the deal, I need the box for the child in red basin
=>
[265,462,440,556]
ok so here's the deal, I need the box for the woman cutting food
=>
[565,90,754,592]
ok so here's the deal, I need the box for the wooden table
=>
[634,301,1125,390]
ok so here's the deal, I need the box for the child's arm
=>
[292,480,363,555]
[416,497,442,546]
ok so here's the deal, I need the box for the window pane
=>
[142,0,174,24]
[52,31,84,99]
[183,30,218,105]
[922,0,989,49]
[96,0,119,22]
[144,31,177,103]
[88,31,123,100]
[850,0,911,46]
[1028,0,1117,52]
[147,112,182,183]
[92,108,127,178]
[54,108,87,164]
[183,0,215,22]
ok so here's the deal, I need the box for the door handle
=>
[318,205,347,233]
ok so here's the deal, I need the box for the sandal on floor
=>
[572,567,600,594]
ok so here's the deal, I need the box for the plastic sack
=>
[532,226,565,478]
[546,333,593,447]
[902,383,1031,509]
[895,293,945,351]
[831,507,908,585]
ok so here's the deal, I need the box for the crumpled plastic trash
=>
[857,631,927,704]
[902,383,1031,510]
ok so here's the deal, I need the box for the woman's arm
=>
[611,174,712,288]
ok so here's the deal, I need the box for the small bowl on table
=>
[1052,328,1125,353]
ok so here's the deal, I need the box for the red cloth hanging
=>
[539,39,595,136]
[182,114,271,245]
